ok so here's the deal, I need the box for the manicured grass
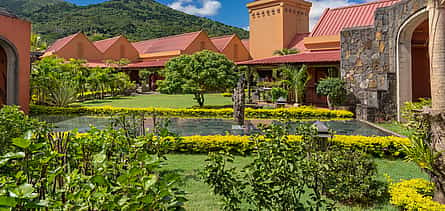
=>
[162,154,427,210]
[78,94,232,108]
[377,122,413,137]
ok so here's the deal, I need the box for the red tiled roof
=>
[86,59,170,69]
[237,50,340,65]
[241,39,249,50]
[46,32,80,53]
[126,59,170,68]
[93,36,122,53]
[287,33,309,51]
[311,0,400,37]
[210,34,235,51]
[132,31,202,54]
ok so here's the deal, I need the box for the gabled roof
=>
[210,34,236,51]
[311,0,400,37]
[241,39,249,50]
[46,32,81,53]
[238,50,340,65]
[132,31,203,54]
[93,36,122,53]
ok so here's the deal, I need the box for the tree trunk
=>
[233,75,246,125]
[429,0,445,110]
[428,0,445,203]
[194,93,205,107]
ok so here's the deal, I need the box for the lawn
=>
[78,94,232,108]
[377,122,413,137]
[162,154,428,211]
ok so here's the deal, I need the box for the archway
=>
[0,37,19,106]
[396,8,429,120]
[0,46,6,106]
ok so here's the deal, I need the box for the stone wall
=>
[340,0,427,121]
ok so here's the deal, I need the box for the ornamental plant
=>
[202,124,388,210]
[316,77,347,109]
[0,106,186,210]
[158,50,238,107]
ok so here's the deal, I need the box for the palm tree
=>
[30,33,47,52]
[273,65,310,104]
[273,48,299,56]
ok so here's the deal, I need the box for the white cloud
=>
[310,0,366,29]
[169,0,222,16]
[243,26,250,31]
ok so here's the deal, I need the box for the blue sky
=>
[65,0,371,30]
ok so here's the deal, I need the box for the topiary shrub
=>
[316,77,347,109]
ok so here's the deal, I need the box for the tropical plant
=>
[273,48,299,56]
[316,77,347,109]
[274,64,310,104]
[158,50,238,107]
[269,87,287,103]
[0,106,186,210]
[47,82,78,107]
[30,33,47,52]
[239,65,259,104]
[202,124,387,210]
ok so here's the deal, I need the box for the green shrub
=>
[30,105,354,120]
[202,124,387,210]
[316,77,347,108]
[221,93,232,97]
[269,87,287,103]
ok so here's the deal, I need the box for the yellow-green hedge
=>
[30,105,354,120]
[390,179,445,210]
[169,135,409,157]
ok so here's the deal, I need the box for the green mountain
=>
[0,0,249,43]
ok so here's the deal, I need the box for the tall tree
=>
[158,50,238,107]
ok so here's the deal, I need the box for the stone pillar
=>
[233,75,246,125]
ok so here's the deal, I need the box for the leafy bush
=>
[202,124,387,210]
[221,93,232,97]
[401,98,432,122]
[0,106,48,154]
[0,107,186,210]
[269,87,287,103]
[31,105,355,120]
[164,135,408,157]
[316,77,347,108]
[389,179,445,210]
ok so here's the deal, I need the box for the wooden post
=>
[233,75,246,126]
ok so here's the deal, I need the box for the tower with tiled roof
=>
[247,0,312,59]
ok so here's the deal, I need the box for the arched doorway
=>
[396,8,429,120]
[0,37,19,107]
[0,45,6,106]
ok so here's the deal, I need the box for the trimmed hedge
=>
[30,105,354,120]
[390,179,445,210]
[167,135,409,157]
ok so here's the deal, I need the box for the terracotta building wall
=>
[183,31,219,54]
[0,15,31,112]
[56,33,103,61]
[102,37,139,61]
[247,0,311,59]
[221,36,251,62]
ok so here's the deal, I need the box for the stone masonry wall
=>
[340,0,427,121]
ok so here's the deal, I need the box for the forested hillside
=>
[0,0,249,43]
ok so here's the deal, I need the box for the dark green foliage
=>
[269,87,287,103]
[202,124,388,210]
[158,50,238,107]
[0,106,186,210]
[1,0,249,43]
[316,77,347,107]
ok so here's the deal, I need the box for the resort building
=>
[43,30,251,84]
[44,0,435,121]
[240,0,433,122]
[0,9,31,112]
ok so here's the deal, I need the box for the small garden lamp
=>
[276,97,286,108]
[312,121,332,151]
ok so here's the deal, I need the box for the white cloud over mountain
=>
[169,0,222,16]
